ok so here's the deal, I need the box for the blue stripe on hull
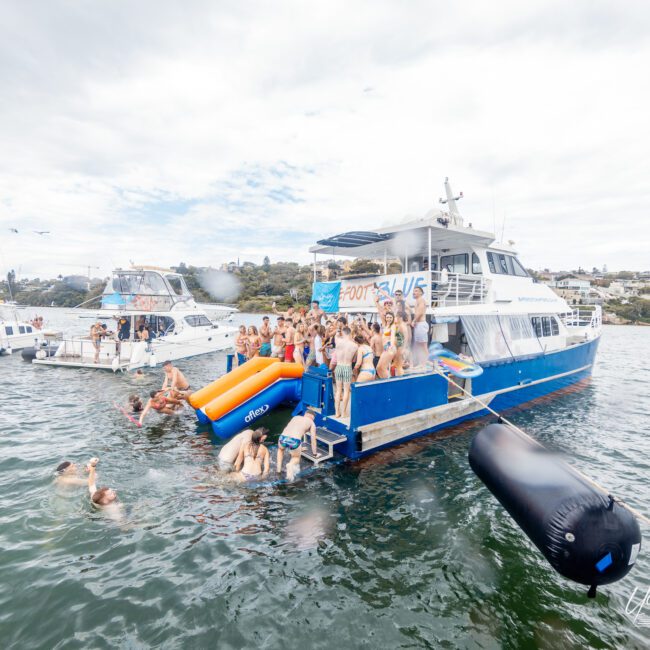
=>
[341,337,600,460]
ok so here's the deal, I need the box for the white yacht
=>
[33,267,238,370]
[0,303,45,354]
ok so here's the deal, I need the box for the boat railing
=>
[562,305,602,329]
[431,271,489,307]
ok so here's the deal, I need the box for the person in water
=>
[217,429,254,472]
[128,394,143,413]
[277,411,317,480]
[54,460,86,486]
[161,360,191,399]
[138,390,183,424]
[231,428,270,482]
[86,457,118,507]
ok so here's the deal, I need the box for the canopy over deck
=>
[309,213,495,259]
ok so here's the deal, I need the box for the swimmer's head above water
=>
[56,460,77,475]
[92,487,118,506]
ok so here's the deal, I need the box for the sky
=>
[1,0,649,280]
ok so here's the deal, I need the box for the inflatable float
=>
[469,423,642,597]
[189,358,304,438]
[428,342,483,378]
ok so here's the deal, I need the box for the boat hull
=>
[309,337,600,460]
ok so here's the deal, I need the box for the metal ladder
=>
[301,427,347,465]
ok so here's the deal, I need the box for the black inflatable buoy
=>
[21,344,59,361]
[469,423,642,597]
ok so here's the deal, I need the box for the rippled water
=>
[1,308,648,649]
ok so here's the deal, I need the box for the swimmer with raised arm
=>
[277,411,317,480]
[86,457,118,507]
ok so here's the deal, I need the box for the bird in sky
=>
[34,231,50,235]
[8,228,18,233]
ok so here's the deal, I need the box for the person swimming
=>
[217,429,254,472]
[86,457,118,507]
[54,460,86,486]
[138,390,183,425]
[231,428,270,482]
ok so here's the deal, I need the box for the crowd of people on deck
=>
[234,286,430,417]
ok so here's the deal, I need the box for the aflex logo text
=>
[625,586,650,627]
[244,404,269,423]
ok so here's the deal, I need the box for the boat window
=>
[440,253,468,274]
[531,316,542,337]
[184,315,212,327]
[459,315,511,361]
[551,317,560,336]
[168,276,186,296]
[511,257,529,277]
[486,252,496,274]
[497,254,509,275]
[26,326,32,333]
[471,253,482,274]
[144,272,169,295]
[5,326,13,335]
[19,325,25,334]
[499,315,544,356]
[542,317,552,337]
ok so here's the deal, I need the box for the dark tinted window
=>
[471,253,482,274]
[5,326,13,335]
[19,326,25,334]
[531,317,542,337]
[542,317,552,337]
[511,257,529,277]
[551,317,559,336]
[486,252,496,274]
[26,326,32,333]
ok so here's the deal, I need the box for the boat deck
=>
[32,356,131,370]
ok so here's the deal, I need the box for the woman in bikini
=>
[235,325,248,366]
[393,311,410,376]
[246,325,261,359]
[353,335,376,383]
[232,428,270,482]
[376,309,397,379]
[293,322,307,366]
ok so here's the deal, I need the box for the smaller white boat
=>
[0,304,46,354]
[33,267,238,371]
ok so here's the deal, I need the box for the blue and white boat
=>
[299,179,601,460]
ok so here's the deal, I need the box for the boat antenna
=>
[439,177,464,227]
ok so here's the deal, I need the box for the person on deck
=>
[334,327,358,417]
[235,326,248,366]
[246,325,261,359]
[277,411,318,481]
[283,319,296,363]
[90,321,103,363]
[411,286,429,367]
[307,300,324,324]
[259,317,272,357]
[271,317,286,358]
[353,335,376,382]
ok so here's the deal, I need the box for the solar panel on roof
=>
[316,231,393,248]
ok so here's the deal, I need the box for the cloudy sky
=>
[1,0,649,279]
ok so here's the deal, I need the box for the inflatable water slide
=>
[189,357,303,438]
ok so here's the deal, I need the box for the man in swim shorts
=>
[217,429,254,472]
[277,411,318,480]
[333,327,358,418]
[271,317,286,358]
[161,360,191,400]
[259,316,272,357]
[411,286,429,367]
[283,318,296,362]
